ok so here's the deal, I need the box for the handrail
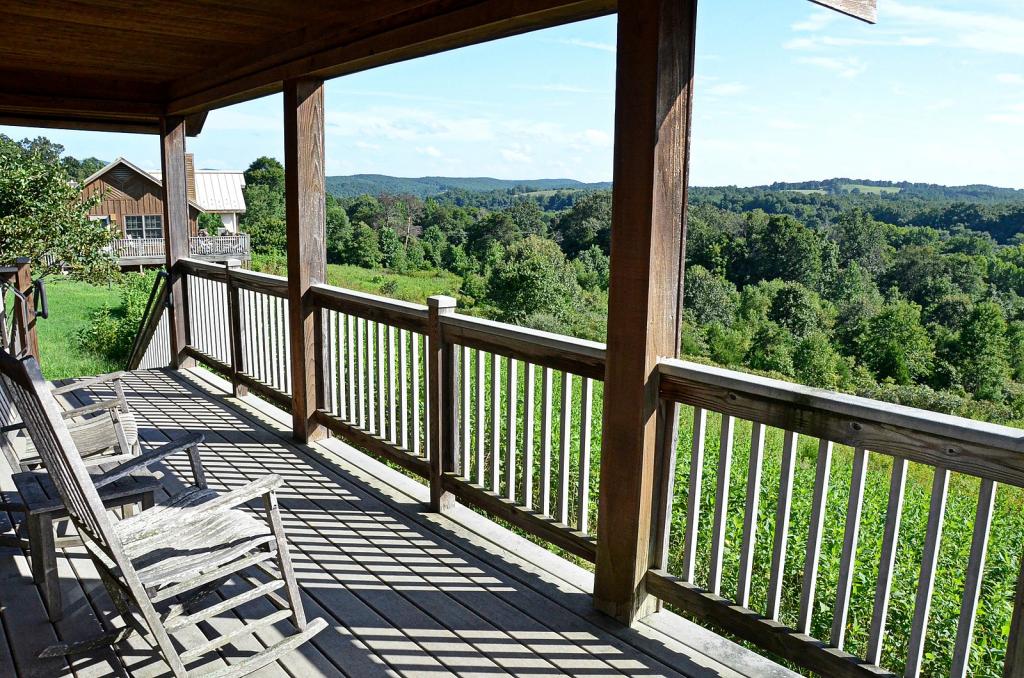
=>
[440,312,605,380]
[658,358,1024,487]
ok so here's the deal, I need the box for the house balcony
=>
[109,235,251,268]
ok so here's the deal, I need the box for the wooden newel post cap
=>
[225,258,242,268]
[427,295,457,312]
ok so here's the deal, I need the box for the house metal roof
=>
[147,169,247,214]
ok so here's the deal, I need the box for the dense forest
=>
[240,157,1024,424]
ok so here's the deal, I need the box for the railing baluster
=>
[523,363,536,510]
[540,367,553,517]
[708,414,735,595]
[376,322,386,436]
[577,377,593,534]
[398,327,408,443]
[388,326,397,444]
[336,312,346,420]
[950,478,997,678]
[681,407,707,583]
[491,352,501,493]
[476,348,485,485]
[767,430,798,621]
[798,439,833,634]
[905,466,950,678]
[356,318,366,428]
[411,332,421,457]
[867,456,908,665]
[367,321,377,434]
[558,371,572,525]
[833,447,869,649]
[737,421,766,608]
[505,357,518,502]
[347,315,356,423]
[460,345,470,478]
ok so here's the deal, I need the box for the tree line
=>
[241,155,1024,423]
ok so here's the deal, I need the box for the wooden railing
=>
[165,258,604,559]
[647,358,1024,678]
[128,259,1024,675]
[126,271,172,370]
[0,259,39,360]
[109,235,251,263]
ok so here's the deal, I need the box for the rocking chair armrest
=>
[200,474,284,513]
[60,398,122,420]
[50,372,126,396]
[94,433,205,489]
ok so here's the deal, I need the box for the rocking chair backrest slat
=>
[0,350,120,555]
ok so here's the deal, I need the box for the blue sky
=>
[3,0,1023,187]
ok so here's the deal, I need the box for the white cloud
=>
[997,73,1024,85]
[797,56,867,78]
[500,146,532,163]
[784,35,937,50]
[706,82,748,97]
[885,2,1024,56]
[354,141,381,150]
[989,103,1024,125]
[512,84,606,94]
[205,109,281,131]
[559,38,615,53]
[792,12,836,32]
[417,146,443,158]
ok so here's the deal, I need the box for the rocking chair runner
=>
[0,352,326,677]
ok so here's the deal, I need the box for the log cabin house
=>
[79,156,250,267]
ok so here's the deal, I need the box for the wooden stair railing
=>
[126,271,172,370]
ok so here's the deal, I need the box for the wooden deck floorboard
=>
[0,367,797,678]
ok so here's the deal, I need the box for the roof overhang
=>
[0,0,873,136]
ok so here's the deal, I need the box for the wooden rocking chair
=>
[0,351,326,677]
[1,371,141,473]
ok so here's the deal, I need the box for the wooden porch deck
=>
[0,367,794,678]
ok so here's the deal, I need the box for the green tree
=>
[243,156,285,193]
[768,281,829,341]
[956,302,1011,400]
[684,265,738,329]
[746,322,795,376]
[744,214,823,288]
[326,194,353,264]
[240,184,286,253]
[552,191,612,256]
[794,332,847,390]
[858,300,934,385]
[349,222,381,268]
[486,236,582,324]
[573,245,610,291]
[377,226,404,269]
[0,144,115,282]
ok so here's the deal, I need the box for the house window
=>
[89,215,111,228]
[124,214,163,239]
[125,215,144,238]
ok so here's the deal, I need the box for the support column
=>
[160,116,194,369]
[427,295,458,512]
[284,77,328,442]
[593,0,698,624]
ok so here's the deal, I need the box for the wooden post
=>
[12,258,39,359]
[427,295,457,512]
[160,116,194,369]
[224,259,248,398]
[593,0,698,624]
[283,77,328,443]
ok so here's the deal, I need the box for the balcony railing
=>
[130,257,1024,678]
[109,234,250,264]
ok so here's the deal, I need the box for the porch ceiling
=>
[0,0,615,135]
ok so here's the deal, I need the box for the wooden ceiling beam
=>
[808,0,876,24]
[166,0,615,115]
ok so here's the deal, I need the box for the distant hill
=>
[325,174,611,198]
[760,178,1024,203]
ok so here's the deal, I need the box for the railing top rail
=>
[658,358,1024,486]
[441,312,606,380]
[178,257,230,279]
[309,283,428,333]
[230,267,288,296]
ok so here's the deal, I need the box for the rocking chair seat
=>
[117,485,276,590]
[21,411,139,468]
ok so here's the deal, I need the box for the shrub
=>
[78,272,156,364]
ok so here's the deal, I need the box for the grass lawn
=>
[32,278,120,380]
[839,183,902,195]
[253,255,463,304]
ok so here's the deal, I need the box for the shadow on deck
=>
[0,367,795,678]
